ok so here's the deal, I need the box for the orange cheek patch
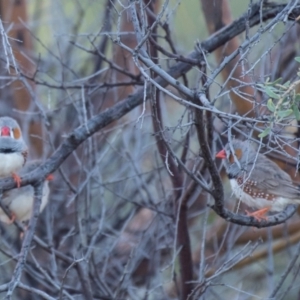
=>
[235,148,242,159]
[229,148,242,163]
[13,127,21,139]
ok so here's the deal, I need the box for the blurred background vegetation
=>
[0,1,299,299]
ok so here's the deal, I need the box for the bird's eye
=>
[12,127,21,139]
[229,153,235,163]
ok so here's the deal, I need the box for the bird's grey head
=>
[0,117,26,153]
[0,117,22,139]
[216,140,257,178]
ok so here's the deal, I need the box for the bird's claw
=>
[12,172,21,188]
[245,207,270,221]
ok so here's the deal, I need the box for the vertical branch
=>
[176,196,194,300]
[200,0,256,116]
[5,183,43,299]
[93,0,115,72]
[75,263,93,300]
[0,1,43,157]
[194,93,225,213]
[133,0,182,193]
[199,60,214,149]
[145,3,193,298]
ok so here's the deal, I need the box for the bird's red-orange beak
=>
[216,149,226,159]
[1,126,10,136]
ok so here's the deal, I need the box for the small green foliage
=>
[277,109,293,119]
[295,57,300,63]
[264,86,280,99]
[295,94,300,102]
[272,77,283,85]
[258,127,271,138]
[257,66,300,137]
[292,104,300,120]
[267,99,275,112]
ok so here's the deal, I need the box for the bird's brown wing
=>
[247,155,300,199]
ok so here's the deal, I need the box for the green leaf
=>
[277,109,293,119]
[295,94,300,102]
[283,80,291,87]
[264,86,280,99]
[295,57,300,63]
[258,127,271,138]
[272,77,282,85]
[292,104,300,120]
[267,98,275,112]
[282,96,291,104]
